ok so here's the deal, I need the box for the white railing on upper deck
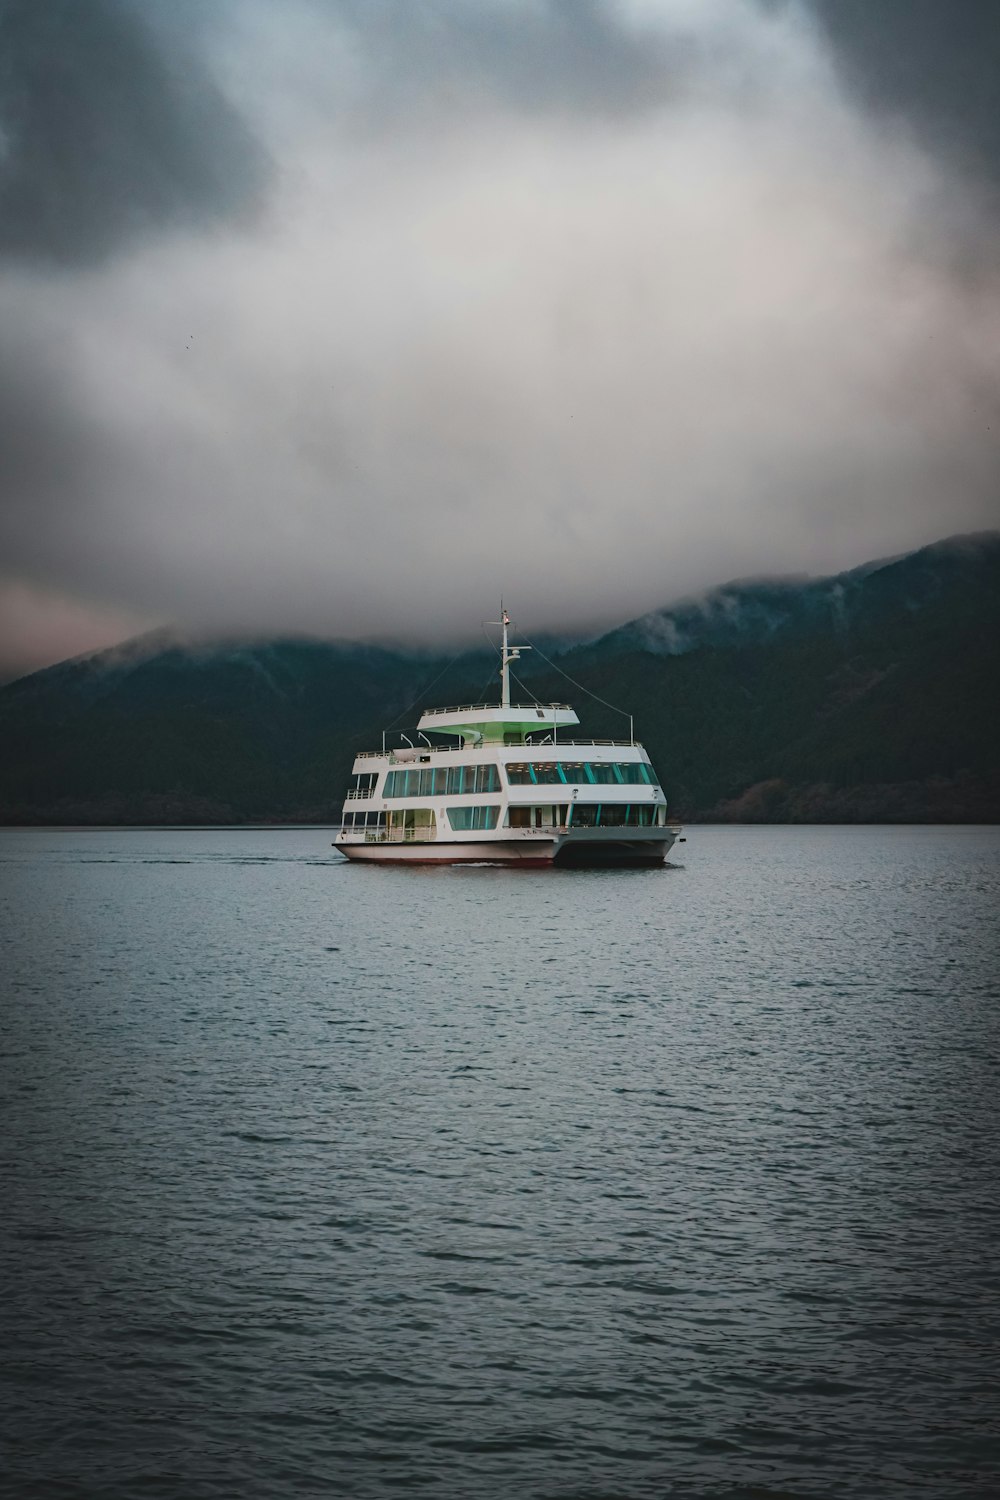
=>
[343,787,375,799]
[420,702,572,717]
[355,747,461,759]
[355,737,640,759]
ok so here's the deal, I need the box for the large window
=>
[384,764,500,798]
[530,762,563,784]
[617,764,652,785]
[448,805,500,831]
[384,808,436,841]
[341,809,386,829]
[570,804,665,827]
[505,761,657,787]
[506,805,568,829]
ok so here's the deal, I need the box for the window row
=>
[343,803,667,834]
[342,805,499,832]
[384,764,501,798]
[378,761,658,796]
[508,803,665,827]
[505,761,656,786]
[568,803,666,827]
[448,805,500,831]
[342,810,386,829]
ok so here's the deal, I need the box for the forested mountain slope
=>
[1,533,997,823]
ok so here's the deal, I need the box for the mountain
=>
[588,532,997,657]
[1,532,998,824]
[0,631,490,825]
[562,532,1000,820]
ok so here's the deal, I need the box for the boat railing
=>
[343,787,376,799]
[356,746,460,760]
[547,738,637,748]
[355,737,639,760]
[364,828,435,844]
[420,702,572,717]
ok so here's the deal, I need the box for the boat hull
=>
[553,836,674,868]
[338,829,677,867]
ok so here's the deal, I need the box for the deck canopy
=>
[417,703,579,745]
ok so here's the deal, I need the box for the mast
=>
[490,605,527,709]
[500,607,511,709]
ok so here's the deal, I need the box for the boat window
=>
[341,810,386,829]
[503,761,658,787]
[384,764,500,797]
[532,763,563,784]
[568,803,663,827]
[617,763,653,785]
[504,805,567,828]
[505,762,564,786]
[447,805,500,831]
[383,808,437,840]
[591,762,653,784]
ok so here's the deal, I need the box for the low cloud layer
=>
[1,0,998,676]
[0,0,264,267]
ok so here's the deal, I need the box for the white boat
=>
[336,613,679,866]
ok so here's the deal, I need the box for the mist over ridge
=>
[3,528,997,688]
[1,1,998,679]
[2,528,997,828]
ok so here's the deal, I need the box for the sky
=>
[1,0,998,678]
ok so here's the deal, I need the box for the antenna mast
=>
[500,607,512,708]
[488,603,527,708]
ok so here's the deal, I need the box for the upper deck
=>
[416,701,579,744]
[353,737,648,769]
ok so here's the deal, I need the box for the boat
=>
[335,612,679,866]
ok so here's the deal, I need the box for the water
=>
[1,825,998,1499]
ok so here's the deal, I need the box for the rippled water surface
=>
[2,825,999,1499]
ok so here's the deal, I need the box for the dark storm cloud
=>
[306,0,683,118]
[0,0,998,674]
[271,0,1000,163]
[806,0,1000,184]
[0,331,90,520]
[0,0,265,267]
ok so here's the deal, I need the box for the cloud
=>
[0,0,264,267]
[0,0,998,671]
[807,0,1000,186]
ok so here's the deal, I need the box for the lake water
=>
[2,825,998,1499]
